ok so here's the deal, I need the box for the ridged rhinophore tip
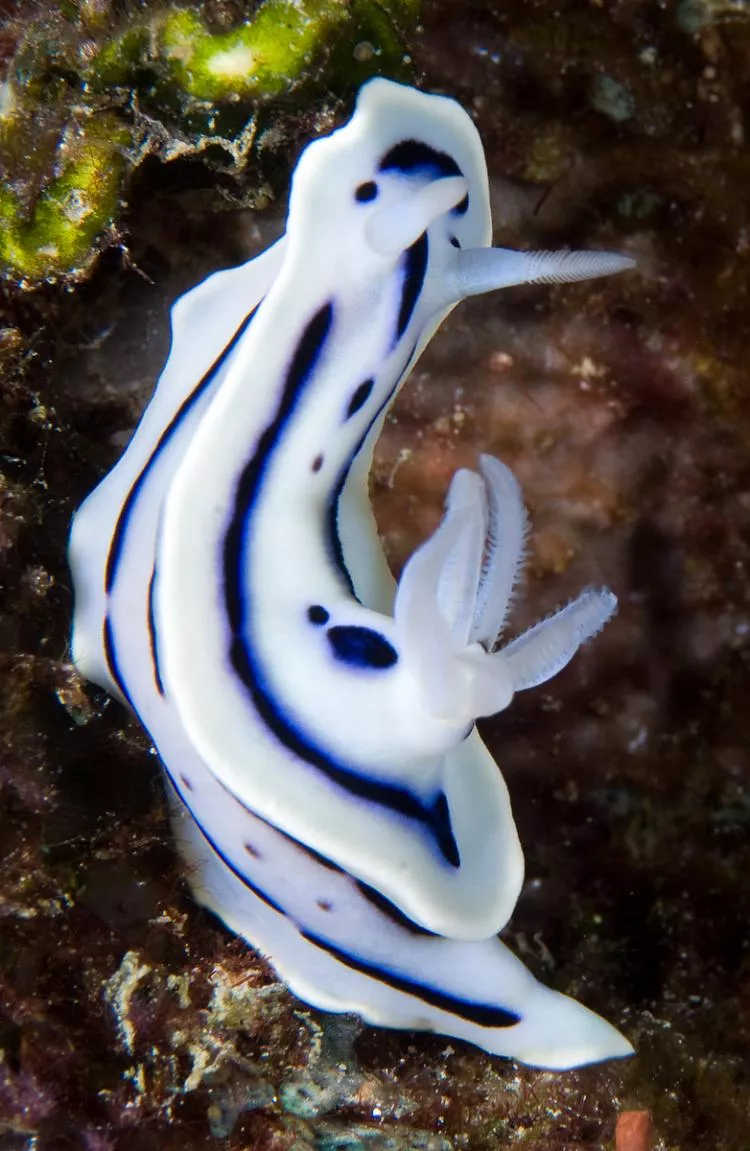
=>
[522,249,636,284]
[448,247,636,304]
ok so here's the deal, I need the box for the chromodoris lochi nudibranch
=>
[69,78,634,1069]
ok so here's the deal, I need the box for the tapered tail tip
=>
[513,988,635,1070]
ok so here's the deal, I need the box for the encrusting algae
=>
[0,0,416,284]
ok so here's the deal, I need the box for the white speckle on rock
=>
[102,950,153,1054]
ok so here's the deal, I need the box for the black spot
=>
[450,236,461,249]
[380,140,462,180]
[455,193,469,215]
[346,378,374,420]
[311,453,324,473]
[179,774,194,792]
[355,180,378,202]
[397,233,429,339]
[308,605,330,626]
[327,625,398,670]
[244,842,263,859]
[317,899,333,912]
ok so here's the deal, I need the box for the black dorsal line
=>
[178,795,519,1031]
[105,303,261,595]
[223,308,460,868]
[325,338,419,605]
[102,303,262,718]
[147,567,164,696]
[397,233,429,341]
[177,790,286,917]
[301,931,522,1029]
[165,747,349,878]
[102,615,134,709]
[355,881,437,937]
[223,302,334,635]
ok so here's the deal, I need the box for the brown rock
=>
[616,1110,655,1151]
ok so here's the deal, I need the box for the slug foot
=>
[395,454,617,723]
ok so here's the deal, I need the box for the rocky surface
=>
[2,0,750,1147]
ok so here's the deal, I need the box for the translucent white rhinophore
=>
[69,78,633,1069]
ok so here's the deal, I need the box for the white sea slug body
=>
[69,79,634,1069]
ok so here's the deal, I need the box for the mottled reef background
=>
[2,0,750,1148]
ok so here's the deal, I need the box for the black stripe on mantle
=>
[223,302,460,868]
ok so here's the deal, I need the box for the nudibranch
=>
[69,79,634,1069]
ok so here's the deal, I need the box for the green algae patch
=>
[160,3,349,102]
[87,0,414,105]
[327,0,413,87]
[0,118,131,283]
[87,24,151,88]
[0,0,418,286]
